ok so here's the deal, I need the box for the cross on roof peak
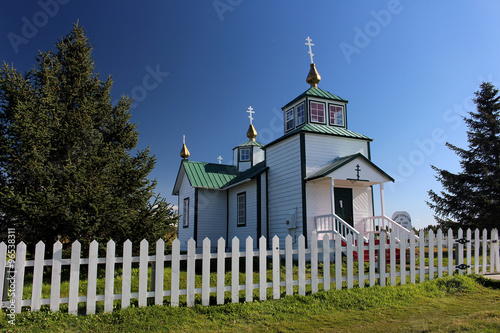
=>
[247,106,254,125]
[305,36,315,64]
[217,155,223,164]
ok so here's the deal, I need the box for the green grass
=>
[2,274,500,332]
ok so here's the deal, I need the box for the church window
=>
[237,192,246,226]
[240,148,250,161]
[296,102,305,126]
[183,198,189,228]
[310,101,325,123]
[329,104,344,126]
[285,108,294,131]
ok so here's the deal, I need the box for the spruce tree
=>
[0,24,177,248]
[427,82,500,230]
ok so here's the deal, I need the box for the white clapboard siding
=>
[1,228,498,316]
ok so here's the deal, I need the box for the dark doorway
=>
[334,187,354,226]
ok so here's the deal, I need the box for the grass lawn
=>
[1,274,499,332]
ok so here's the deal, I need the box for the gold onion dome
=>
[306,63,321,87]
[180,143,190,159]
[247,124,257,141]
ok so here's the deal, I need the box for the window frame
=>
[296,102,305,126]
[183,197,190,228]
[310,101,326,124]
[239,148,250,162]
[285,108,295,132]
[237,192,246,227]
[329,103,345,127]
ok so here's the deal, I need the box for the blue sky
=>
[1,1,500,229]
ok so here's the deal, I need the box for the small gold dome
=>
[180,143,190,159]
[306,63,321,87]
[247,124,257,141]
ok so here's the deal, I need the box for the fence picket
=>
[458,229,464,276]
[0,243,6,304]
[31,241,45,312]
[245,236,253,302]
[482,229,488,274]
[298,235,306,296]
[272,236,280,299]
[447,229,453,276]
[155,239,165,306]
[400,234,407,285]
[494,229,500,272]
[335,233,342,290]
[170,239,180,307]
[323,234,331,291]
[122,240,132,309]
[139,240,149,307]
[217,237,225,305]
[87,240,99,315]
[68,241,80,315]
[346,234,353,289]
[285,235,293,295]
[104,240,116,313]
[419,229,425,283]
[437,229,443,278]
[358,232,364,288]
[369,233,375,287]
[389,233,396,286]
[379,232,386,287]
[202,238,211,306]
[311,232,318,293]
[231,237,240,303]
[187,238,196,307]
[428,230,435,280]
[474,229,480,274]
[259,236,267,301]
[409,231,416,284]
[466,229,472,275]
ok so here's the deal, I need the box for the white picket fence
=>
[1,228,499,316]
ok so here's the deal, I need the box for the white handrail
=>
[315,213,368,245]
[359,215,418,242]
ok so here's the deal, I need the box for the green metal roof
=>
[283,86,348,109]
[173,160,268,194]
[182,161,239,189]
[265,123,372,149]
[222,161,268,189]
[306,153,394,182]
[237,140,265,148]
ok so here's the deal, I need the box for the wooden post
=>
[379,183,385,217]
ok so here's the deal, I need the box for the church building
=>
[172,38,410,250]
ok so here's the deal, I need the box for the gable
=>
[306,153,394,183]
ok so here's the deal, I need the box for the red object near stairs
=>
[341,238,401,262]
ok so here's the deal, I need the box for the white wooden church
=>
[173,38,412,250]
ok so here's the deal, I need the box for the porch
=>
[305,153,414,247]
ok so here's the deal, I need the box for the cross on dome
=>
[247,106,255,125]
[305,36,315,64]
[183,134,186,145]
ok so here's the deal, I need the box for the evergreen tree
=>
[427,82,500,230]
[0,24,177,248]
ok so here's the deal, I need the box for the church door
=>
[334,188,354,227]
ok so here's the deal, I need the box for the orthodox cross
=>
[355,164,361,181]
[217,155,223,164]
[305,36,315,63]
[247,106,254,125]
[183,134,186,144]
